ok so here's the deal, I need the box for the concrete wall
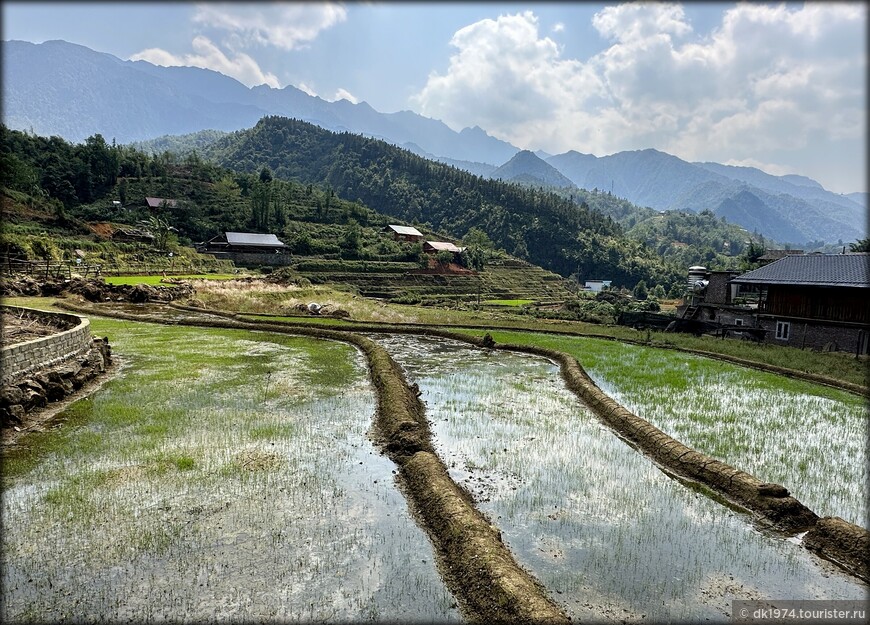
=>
[1,307,92,386]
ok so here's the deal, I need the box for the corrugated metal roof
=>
[424,241,465,253]
[731,253,870,288]
[225,232,286,247]
[387,224,423,237]
[145,196,177,208]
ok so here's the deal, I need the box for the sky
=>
[2,2,867,194]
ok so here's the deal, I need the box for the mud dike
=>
[58,299,869,617]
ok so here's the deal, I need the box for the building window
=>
[775,321,790,340]
[735,318,743,326]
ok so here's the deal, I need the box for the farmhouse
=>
[423,241,466,255]
[730,253,869,354]
[199,232,290,266]
[584,280,612,292]
[385,224,424,242]
[145,196,178,210]
[203,232,287,254]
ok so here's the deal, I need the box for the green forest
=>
[1,117,772,291]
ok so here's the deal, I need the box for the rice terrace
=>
[2,4,869,621]
[1,270,867,624]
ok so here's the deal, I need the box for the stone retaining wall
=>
[1,306,93,386]
[1,306,112,429]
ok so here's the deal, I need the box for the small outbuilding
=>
[385,224,424,242]
[423,241,465,255]
[584,280,612,292]
[145,197,178,210]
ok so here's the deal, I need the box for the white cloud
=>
[411,3,866,192]
[333,88,359,104]
[193,2,347,50]
[552,22,565,33]
[130,36,280,88]
[297,82,319,98]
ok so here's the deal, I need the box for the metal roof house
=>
[385,224,424,242]
[200,232,290,266]
[204,232,287,253]
[730,253,869,353]
[584,280,612,292]
[145,197,178,209]
[423,241,466,254]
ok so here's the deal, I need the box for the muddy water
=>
[1,321,459,623]
[371,333,868,623]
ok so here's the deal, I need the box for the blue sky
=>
[3,2,867,194]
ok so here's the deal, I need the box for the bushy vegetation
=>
[0,119,782,295]
[200,116,686,290]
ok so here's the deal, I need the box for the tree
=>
[741,238,766,270]
[849,238,870,252]
[118,178,128,205]
[140,215,176,252]
[259,165,273,183]
[435,250,454,267]
[463,227,494,250]
[340,219,363,258]
[633,279,648,300]
[460,246,485,271]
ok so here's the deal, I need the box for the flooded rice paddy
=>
[462,330,868,528]
[1,319,459,623]
[371,333,868,623]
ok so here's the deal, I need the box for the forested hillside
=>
[202,116,684,289]
[5,118,769,291]
[0,124,399,264]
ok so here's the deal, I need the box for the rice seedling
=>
[1,320,459,623]
[372,333,868,623]
[458,330,867,527]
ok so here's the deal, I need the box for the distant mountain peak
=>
[489,149,575,188]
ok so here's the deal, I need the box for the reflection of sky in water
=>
[2,326,459,623]
[374,334,868,623]
[574,341,867,527]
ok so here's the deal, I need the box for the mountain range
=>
[3,39,865,245]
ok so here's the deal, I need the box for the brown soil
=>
[2,309,64,344]
[87,222,116,238]
[804,516,870,582]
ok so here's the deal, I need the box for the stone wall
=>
[1,307,93,386]
[1,306,111,428]
[757,316,869,354]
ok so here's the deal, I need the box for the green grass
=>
[103,274,239,286]
[3,291,864,390]
[481,299,534,307]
